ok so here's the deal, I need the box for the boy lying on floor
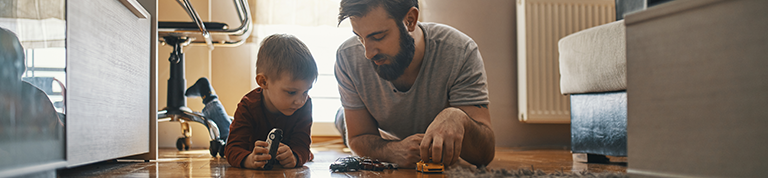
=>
[224,34,318,169]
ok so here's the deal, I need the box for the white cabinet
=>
[626,0,768,177]
[66,0,155,167]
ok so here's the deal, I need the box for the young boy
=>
[224,34,318,169]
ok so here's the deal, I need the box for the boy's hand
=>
[276,143,297,168]
[245,141,271,169]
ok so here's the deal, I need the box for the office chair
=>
[157,0,251,157]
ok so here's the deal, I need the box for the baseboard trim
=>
[311,122,341,136]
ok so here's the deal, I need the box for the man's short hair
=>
[256,34,318,81]
[338,0,419,25]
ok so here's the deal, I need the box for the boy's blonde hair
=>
[256,34,318,81]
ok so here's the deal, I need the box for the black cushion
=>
[570,91,627,157]
[159,21,228,30]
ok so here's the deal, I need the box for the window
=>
[1,6,66,112]
[22,48,67,113]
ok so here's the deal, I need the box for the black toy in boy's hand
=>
[263,128,283,170]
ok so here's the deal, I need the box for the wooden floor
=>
[58,138,626,177]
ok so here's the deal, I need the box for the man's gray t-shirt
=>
[335,22,489,140]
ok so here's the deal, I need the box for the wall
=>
[421,0,570,148]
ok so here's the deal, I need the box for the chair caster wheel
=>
[177,137,190,151]
[209,139,226,157]
[176,137,184,151]
[219,142,226,158]
[209,140,221,157]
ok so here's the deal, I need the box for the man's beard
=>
[371,23,415,81]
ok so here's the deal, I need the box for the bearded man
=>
[333,0,495,168]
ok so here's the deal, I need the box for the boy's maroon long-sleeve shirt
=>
[224,88,313,168]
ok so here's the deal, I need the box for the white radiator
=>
[517,0,615,124]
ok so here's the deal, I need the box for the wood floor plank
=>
[58,146,626,177]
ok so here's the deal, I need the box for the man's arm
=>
[424,38,494,166]
[344,108,424,168]
[455,104,495,165]
[420,105,495,166]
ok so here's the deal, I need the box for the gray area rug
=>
[446,167,628,178]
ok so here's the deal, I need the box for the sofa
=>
[558,19,627,162]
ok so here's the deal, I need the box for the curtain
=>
[0,0,66,48]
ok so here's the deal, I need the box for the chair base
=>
[158,108,225,157]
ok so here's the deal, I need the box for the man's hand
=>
[420,107,467,166]
[276,143,297,168]
[385,133,424,168]
[244,141,271,169]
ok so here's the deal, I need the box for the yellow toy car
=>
[416,160,444,173]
